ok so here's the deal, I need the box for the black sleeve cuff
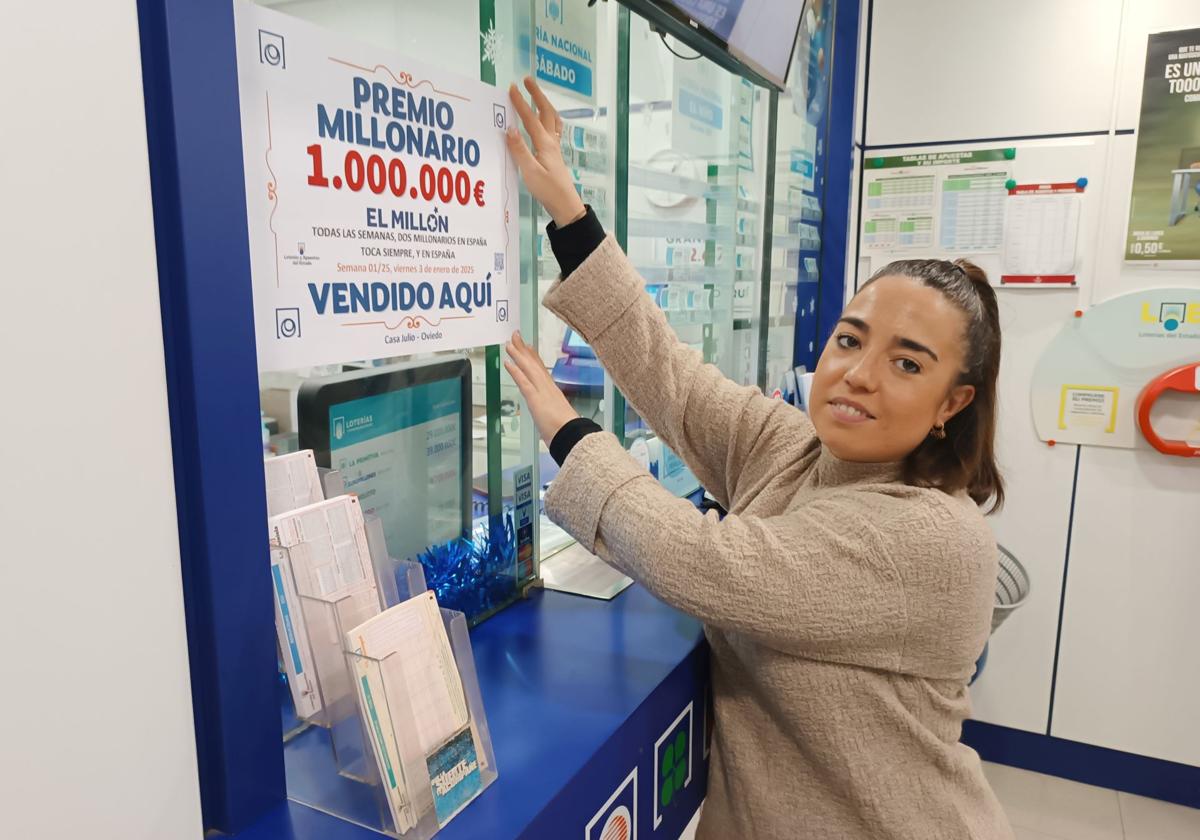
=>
[545,205,606,278]
[549,417,603,466]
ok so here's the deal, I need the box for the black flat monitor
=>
[298,357,473,567]
[624,0,805,91]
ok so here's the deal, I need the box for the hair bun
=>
[952,258,999,319]
[952,258,990,287]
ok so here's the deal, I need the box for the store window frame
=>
[135,0,859,833]
[139,0,287,830]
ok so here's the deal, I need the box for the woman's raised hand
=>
[504,331,581,447]
[506,76,587,228]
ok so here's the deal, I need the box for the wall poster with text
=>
[1125,28,1200,262]
[234,2,520,372]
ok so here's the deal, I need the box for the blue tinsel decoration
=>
[411,512,518,623]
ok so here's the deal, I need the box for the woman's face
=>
[810,275,977,463]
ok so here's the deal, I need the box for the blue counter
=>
[235,585,710,839]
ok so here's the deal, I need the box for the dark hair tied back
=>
[864,258,1005,512]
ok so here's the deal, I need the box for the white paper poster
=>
[234,3,519,372]
[1001,182,1082,285]
[861,149,1012,255]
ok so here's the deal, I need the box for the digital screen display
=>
[562,327,596,358]
[328,378,465,566]
[666,0,803,87]
[660,443,700,498]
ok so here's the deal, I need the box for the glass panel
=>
[473,0,538,587]
[251,0,533,616]
[733,81,773,391]
[531,0,621,558]
[767,0,837,383]
[620,16,769,498]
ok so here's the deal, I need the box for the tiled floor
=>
[676,762,1200,839]
[680,806,701,839]
[982,762,1200,840]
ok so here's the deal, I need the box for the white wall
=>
[857,0,1200,764]
[0,3,204,839]
[865,0,1123,147]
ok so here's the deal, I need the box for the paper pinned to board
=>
[861,149,1013,255]
[540,541,634,601]
[1001,183,1082,284]
[264,449,325,518]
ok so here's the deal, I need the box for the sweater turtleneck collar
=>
[814,444,902,486]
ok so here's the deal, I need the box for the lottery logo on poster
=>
[234,3,520,371]
[1140,299,1200,337]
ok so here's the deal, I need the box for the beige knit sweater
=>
[541,237,1014,839]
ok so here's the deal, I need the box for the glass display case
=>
[617,14,769,496]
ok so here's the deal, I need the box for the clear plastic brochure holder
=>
[275,478,496,834]
[294,583,381,778]
[277,512,414,767]
[318,466,346,499]
[343,606,498,837]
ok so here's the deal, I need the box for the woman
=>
[503,77,1014,840]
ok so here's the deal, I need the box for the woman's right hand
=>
[506,76,587,228]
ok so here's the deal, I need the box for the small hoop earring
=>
[930,423,947,440]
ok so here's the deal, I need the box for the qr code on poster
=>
[494,251,505,272]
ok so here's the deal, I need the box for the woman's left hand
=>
[504,331,581,447]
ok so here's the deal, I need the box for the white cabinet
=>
[1050,446,1200,765]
